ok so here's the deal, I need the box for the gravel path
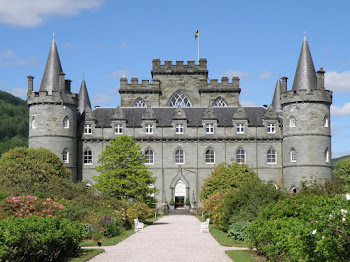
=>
[87,215,247,262]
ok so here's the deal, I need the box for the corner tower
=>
[281,35,332,191]
[27,34,79,181]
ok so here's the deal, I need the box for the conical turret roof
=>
[271,77,282,111]
[78,75,91,114]
[40,33,63,93]
[292,34,317,92]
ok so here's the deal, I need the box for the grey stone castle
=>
[27,34,332,207]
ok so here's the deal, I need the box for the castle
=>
[27,34,333,208]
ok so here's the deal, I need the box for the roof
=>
[92,106,283,127]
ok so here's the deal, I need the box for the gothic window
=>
[133,97,147,107]
[237,123,245,134]
[84,148,92,165]
[290,117,296,127]
[212,97,228,107]
[31,117,36,129]
[115,124,123,134]
[145,124,153,134]
[175,148,184,164]
[267,147,276,164]
[325,148,329,163]
[290,148,296,162]
[267,124,276,134]
[84,124,92,134]
[206,123,214,134]
[145,149,154,164]
[62,149,69,163]
[176,124,184,134]
[168,91,192,107]
[63,116,69,129]
[236,147,246,164]
[323,116,329,128]
[206,148,215,164]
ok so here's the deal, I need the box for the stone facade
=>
[27,35,333,208]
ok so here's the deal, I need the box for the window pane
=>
[236,148,245,163]
[169,91,192,107]
[206,149,215,163]
[175,149,184,163]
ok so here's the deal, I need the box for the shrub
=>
[127,201,153,221]
[0,216,84,262]
[201,191,226,229]
[227,221,251,241]
[99,215,123,237]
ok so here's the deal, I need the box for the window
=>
[206,123,214,134]
[63,116,69,129]
[145,149,154,164]
[267,124,276,134]
[31,117,36,129]
[133,97,147,107]
[145,124,153,134]
[115,124,123,134]
[325,148,329,163]
[84,149,92,165]
[169,91,192,107]
[290,117,296,127]
[290,148,296,162]
[206,148,215,164]
[323,116,329,128]
[267,148,276,164]
[62,149,69,163]
[212,97,228,107]
[175,149,184,164]
[237,123,245,134]
[236,148,245,164]
[175,124,184,134]
[84,124,92,134]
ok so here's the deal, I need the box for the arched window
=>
[323,116,329,128]
[145,149,154,164]
[168,91,192,107]
[63,116,69,129]
[212,97,228,107]
[175,148,184,164]
[205,148,215,164]
[133,97,147,107]
[267,147,276,164]
[236,147,245,164]
[290,148,296,162]
[290,117,296,127]
[84,148,92,165]
[31,116,36,129]
[62,149,69,163]
[325,148,329,163]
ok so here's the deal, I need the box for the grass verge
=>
[62,249,104,262]
[225,250,260,262]
[196,216,247,247]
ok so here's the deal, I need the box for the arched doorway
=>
[174,180,186,208]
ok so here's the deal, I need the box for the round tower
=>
[27,34,78,181]
[281,35,333,192]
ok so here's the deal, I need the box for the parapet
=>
[151,58,208,76]
[119,77,161,93]
[199,76,241,93]
[281,89,332,106]
[27,90,79,106]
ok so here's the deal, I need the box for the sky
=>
[0,0,350,158]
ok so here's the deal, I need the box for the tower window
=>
[133,97,147,107]
[145,124,153,134]
[212,97,228,107]
[323,116,329,128]
[115,124,123,134]
[62,149,69,163]
[169,91,192,107]
[175,149,184,164]
[31,117,36,129]
[290,148,296,162]
[236,147,246,164]
[206,148,215,164]
[267,148,276,164]
[84,124,92,134]
[84,149,92,165]
[237,123,245,134]
[145,149,154,164]
[267,124,276,134]
[63,116,69,129]
[325,148,329,163]
[290,117,296,127]
[175,124,184,134]
[206,123,214,134]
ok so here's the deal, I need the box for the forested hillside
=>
[0,90,28,156]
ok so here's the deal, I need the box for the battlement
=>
[119,77,161,93]
[199,76,241,93]
[281,89,332,105]
[151,58,208,76]
[27,90,79,106]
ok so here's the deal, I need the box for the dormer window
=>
[175,124,184,134]
[290,117,296,127]
[115,124,123,134]
[84,124,92,134]
[146,124,153,134]
[237,123,245,134]
[206,123,214,134]
[63,116,69,129]
[267,124,276,134]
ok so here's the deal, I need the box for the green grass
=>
[225,250,259,262]
[196,216,247,247]
[61,249,104,262]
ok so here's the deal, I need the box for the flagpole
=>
[197,33,199,63]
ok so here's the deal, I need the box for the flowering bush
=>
[2,195,63,218]
[99,215,123,237]
[201,191,226,229]
[127,201,153,221]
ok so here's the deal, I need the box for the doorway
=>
[174,180,186,209]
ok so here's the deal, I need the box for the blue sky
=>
[0,0,350,157]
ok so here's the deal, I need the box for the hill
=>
[332,154,350,165]
[0,90,28,156]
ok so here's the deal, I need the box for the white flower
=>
[343,218,346,222]
[329,214,333,219]
[312,229,317,235]
[341,209,348,215]
[346,194,350,201]
[322,236,325,239]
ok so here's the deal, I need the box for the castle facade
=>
[27,35,333,207]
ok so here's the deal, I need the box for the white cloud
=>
[0,49,38,67]
[8,88,27,97]
[331,103,350,116]
[0,0,103,27]
[119,42,128,49]
[109,70,130,79]
[325,71,350,93]
[259,72,272,79]
[92,94,113,104]
[240,100,258,107]
[223,70,251,80]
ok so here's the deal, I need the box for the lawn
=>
[61,249,104,262]
[225,250,262,262]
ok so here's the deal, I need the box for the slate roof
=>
[92,107,283,128]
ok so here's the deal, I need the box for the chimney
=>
[281,76,288,93]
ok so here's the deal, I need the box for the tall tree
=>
[333,156,350,192]
[94,135,157,206]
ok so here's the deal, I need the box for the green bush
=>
[227,221,251,241]
[99,215,123,237]
[201,191,226,229]
[127,201,153,221]
[0,216,84,262]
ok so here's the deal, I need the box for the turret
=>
[271,76,282,111]
[78,75,91,114]
[27,34,78,181]
[281,34,332,192]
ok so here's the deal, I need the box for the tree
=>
[334,156,350,192]
[93,135,157,206]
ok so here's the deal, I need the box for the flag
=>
[195,30,199,39]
